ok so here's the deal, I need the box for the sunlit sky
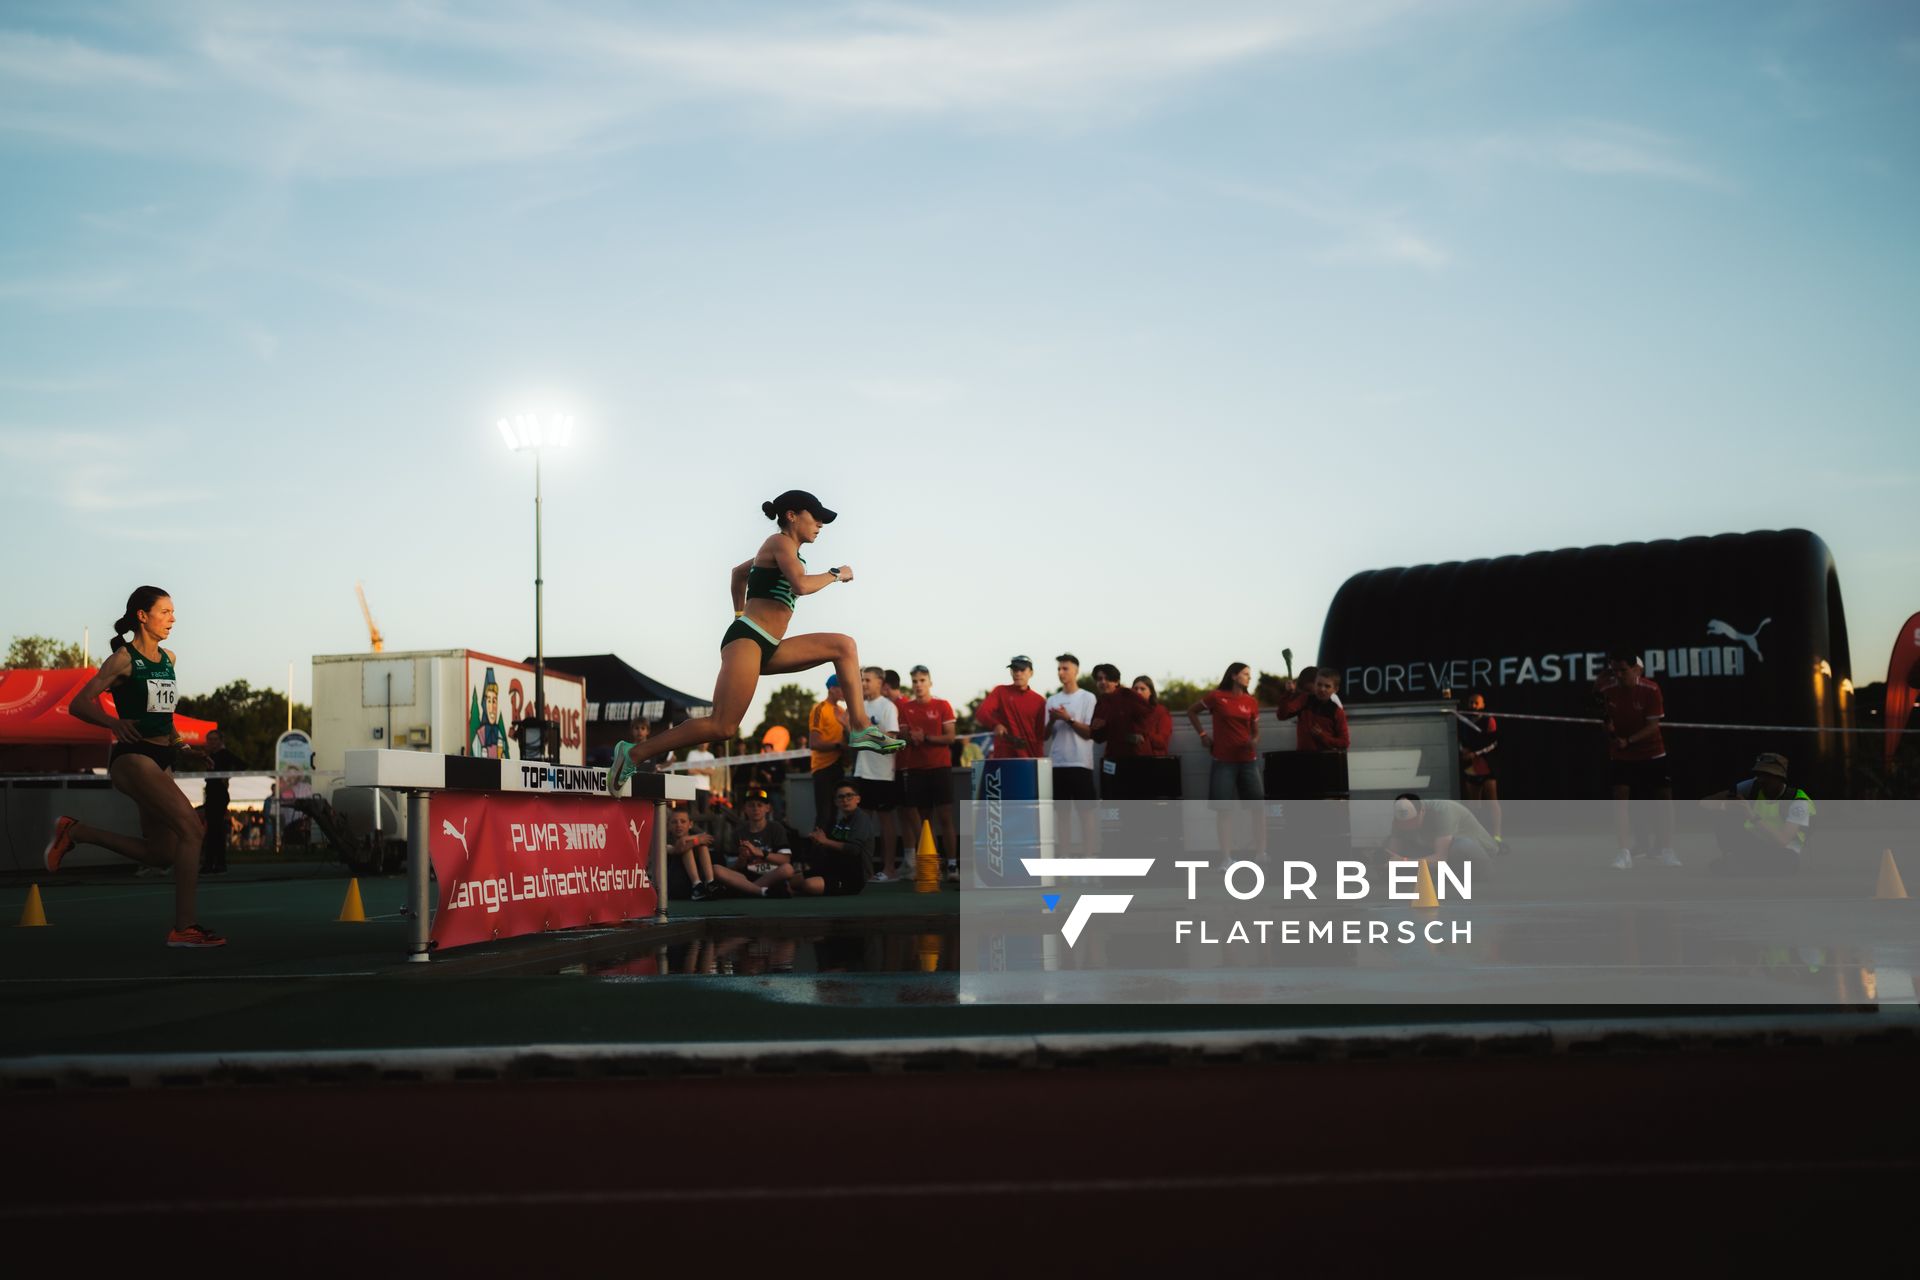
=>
[2,1,1915,725]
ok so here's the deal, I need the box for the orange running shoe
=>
[165,924,227,949]
[44,816,78,872]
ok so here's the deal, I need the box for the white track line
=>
[6,1159,1915,1219]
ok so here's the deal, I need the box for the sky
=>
[1,0,1915,726]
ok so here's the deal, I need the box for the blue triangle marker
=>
[1042,894,1061,913]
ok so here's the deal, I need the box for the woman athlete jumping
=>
[42,585,225,947]
[607,490,901,795]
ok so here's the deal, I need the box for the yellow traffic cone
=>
[17,884,48,928]
[1875,850,1908,901]
[337,878,368,923]
[914,820,939,894]
[1413,860,1440,909]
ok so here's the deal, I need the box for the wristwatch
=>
[828,567,841,581]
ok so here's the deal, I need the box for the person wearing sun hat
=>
[607,489,902,797]
[1702,752,1813,876]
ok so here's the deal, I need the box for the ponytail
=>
[109,586,168,655]
[761,499,782,525]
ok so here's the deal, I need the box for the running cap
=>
[825,674,840,689]
[1008,655,1033,670]
[764,490,837,524]
[1392,795,1424,828]
[1751,752,1789,779]
[909,664,930,676]
[744,787,772,804]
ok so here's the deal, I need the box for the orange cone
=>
[17,884,48,928]
[914,821,940,894]
[1875,850,1908,901]
[1413,861,1440,909]
[337,878,368,922]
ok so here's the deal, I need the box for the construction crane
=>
[356,581,385,652]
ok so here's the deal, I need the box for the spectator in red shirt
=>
[1088,662,1138,796]
[976,656,1047,759]
[1275,668,1352,753]
[897,664,958,876]
[1275,667,1352,807]
[1596,646,1678,870]
[1188,661,1266,860]
[1455,691,1505,851]
[1133,677,1173,757]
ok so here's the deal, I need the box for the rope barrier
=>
[1475,710,1896,735]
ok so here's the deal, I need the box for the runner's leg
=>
[762,633,870,729]
[113,754,203,930]
[626,641,761,765]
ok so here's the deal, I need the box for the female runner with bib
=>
[42,586,224,947]
[607,491,901,794]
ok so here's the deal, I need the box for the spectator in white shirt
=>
[851,666,903,879]
[1045,653,1100,857]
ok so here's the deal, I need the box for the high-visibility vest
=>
[1742,781,1814,850]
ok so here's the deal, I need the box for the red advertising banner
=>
[429,792,656,951]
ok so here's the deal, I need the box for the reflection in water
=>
[587,928,959,981]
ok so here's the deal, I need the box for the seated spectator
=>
[1382,794,1495,866]
[1701,752,1812,876]
[790,781,876,896]
[664,805,764,901]
[726,787,795,877]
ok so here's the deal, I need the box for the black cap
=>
[743,787,772,804]
[1008,655,1033,669]
[763,490,837,524]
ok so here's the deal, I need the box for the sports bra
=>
[745,555,802,610]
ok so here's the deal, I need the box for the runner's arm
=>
[768,538,844,597]
[69,650,142,741]
[730,560,752,613]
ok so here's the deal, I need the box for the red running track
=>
[7,1042,1914,1270]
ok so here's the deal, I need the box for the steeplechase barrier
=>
[342,751,695,962]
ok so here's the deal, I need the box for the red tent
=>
[0,668,217,771]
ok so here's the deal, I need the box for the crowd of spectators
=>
[649,640,1820,888]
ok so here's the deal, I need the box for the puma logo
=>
[628,819,641,849]
[441,817,471,860]
[1707,617,1770,661]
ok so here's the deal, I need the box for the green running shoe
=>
[607,740,636,796]
[847,725,904,754]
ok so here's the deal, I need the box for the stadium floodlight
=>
[497,412,576,748]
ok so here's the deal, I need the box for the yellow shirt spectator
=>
[809,696,846,773]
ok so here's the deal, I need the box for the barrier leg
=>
[653,799,669,924]
[407,791,431,963]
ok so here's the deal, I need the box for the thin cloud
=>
[1434,121,1726,189]
[1220,181,1452,271]
[0,1,1430,174]
[0,30,178,88]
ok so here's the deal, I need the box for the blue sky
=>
[2,0,1915,723]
